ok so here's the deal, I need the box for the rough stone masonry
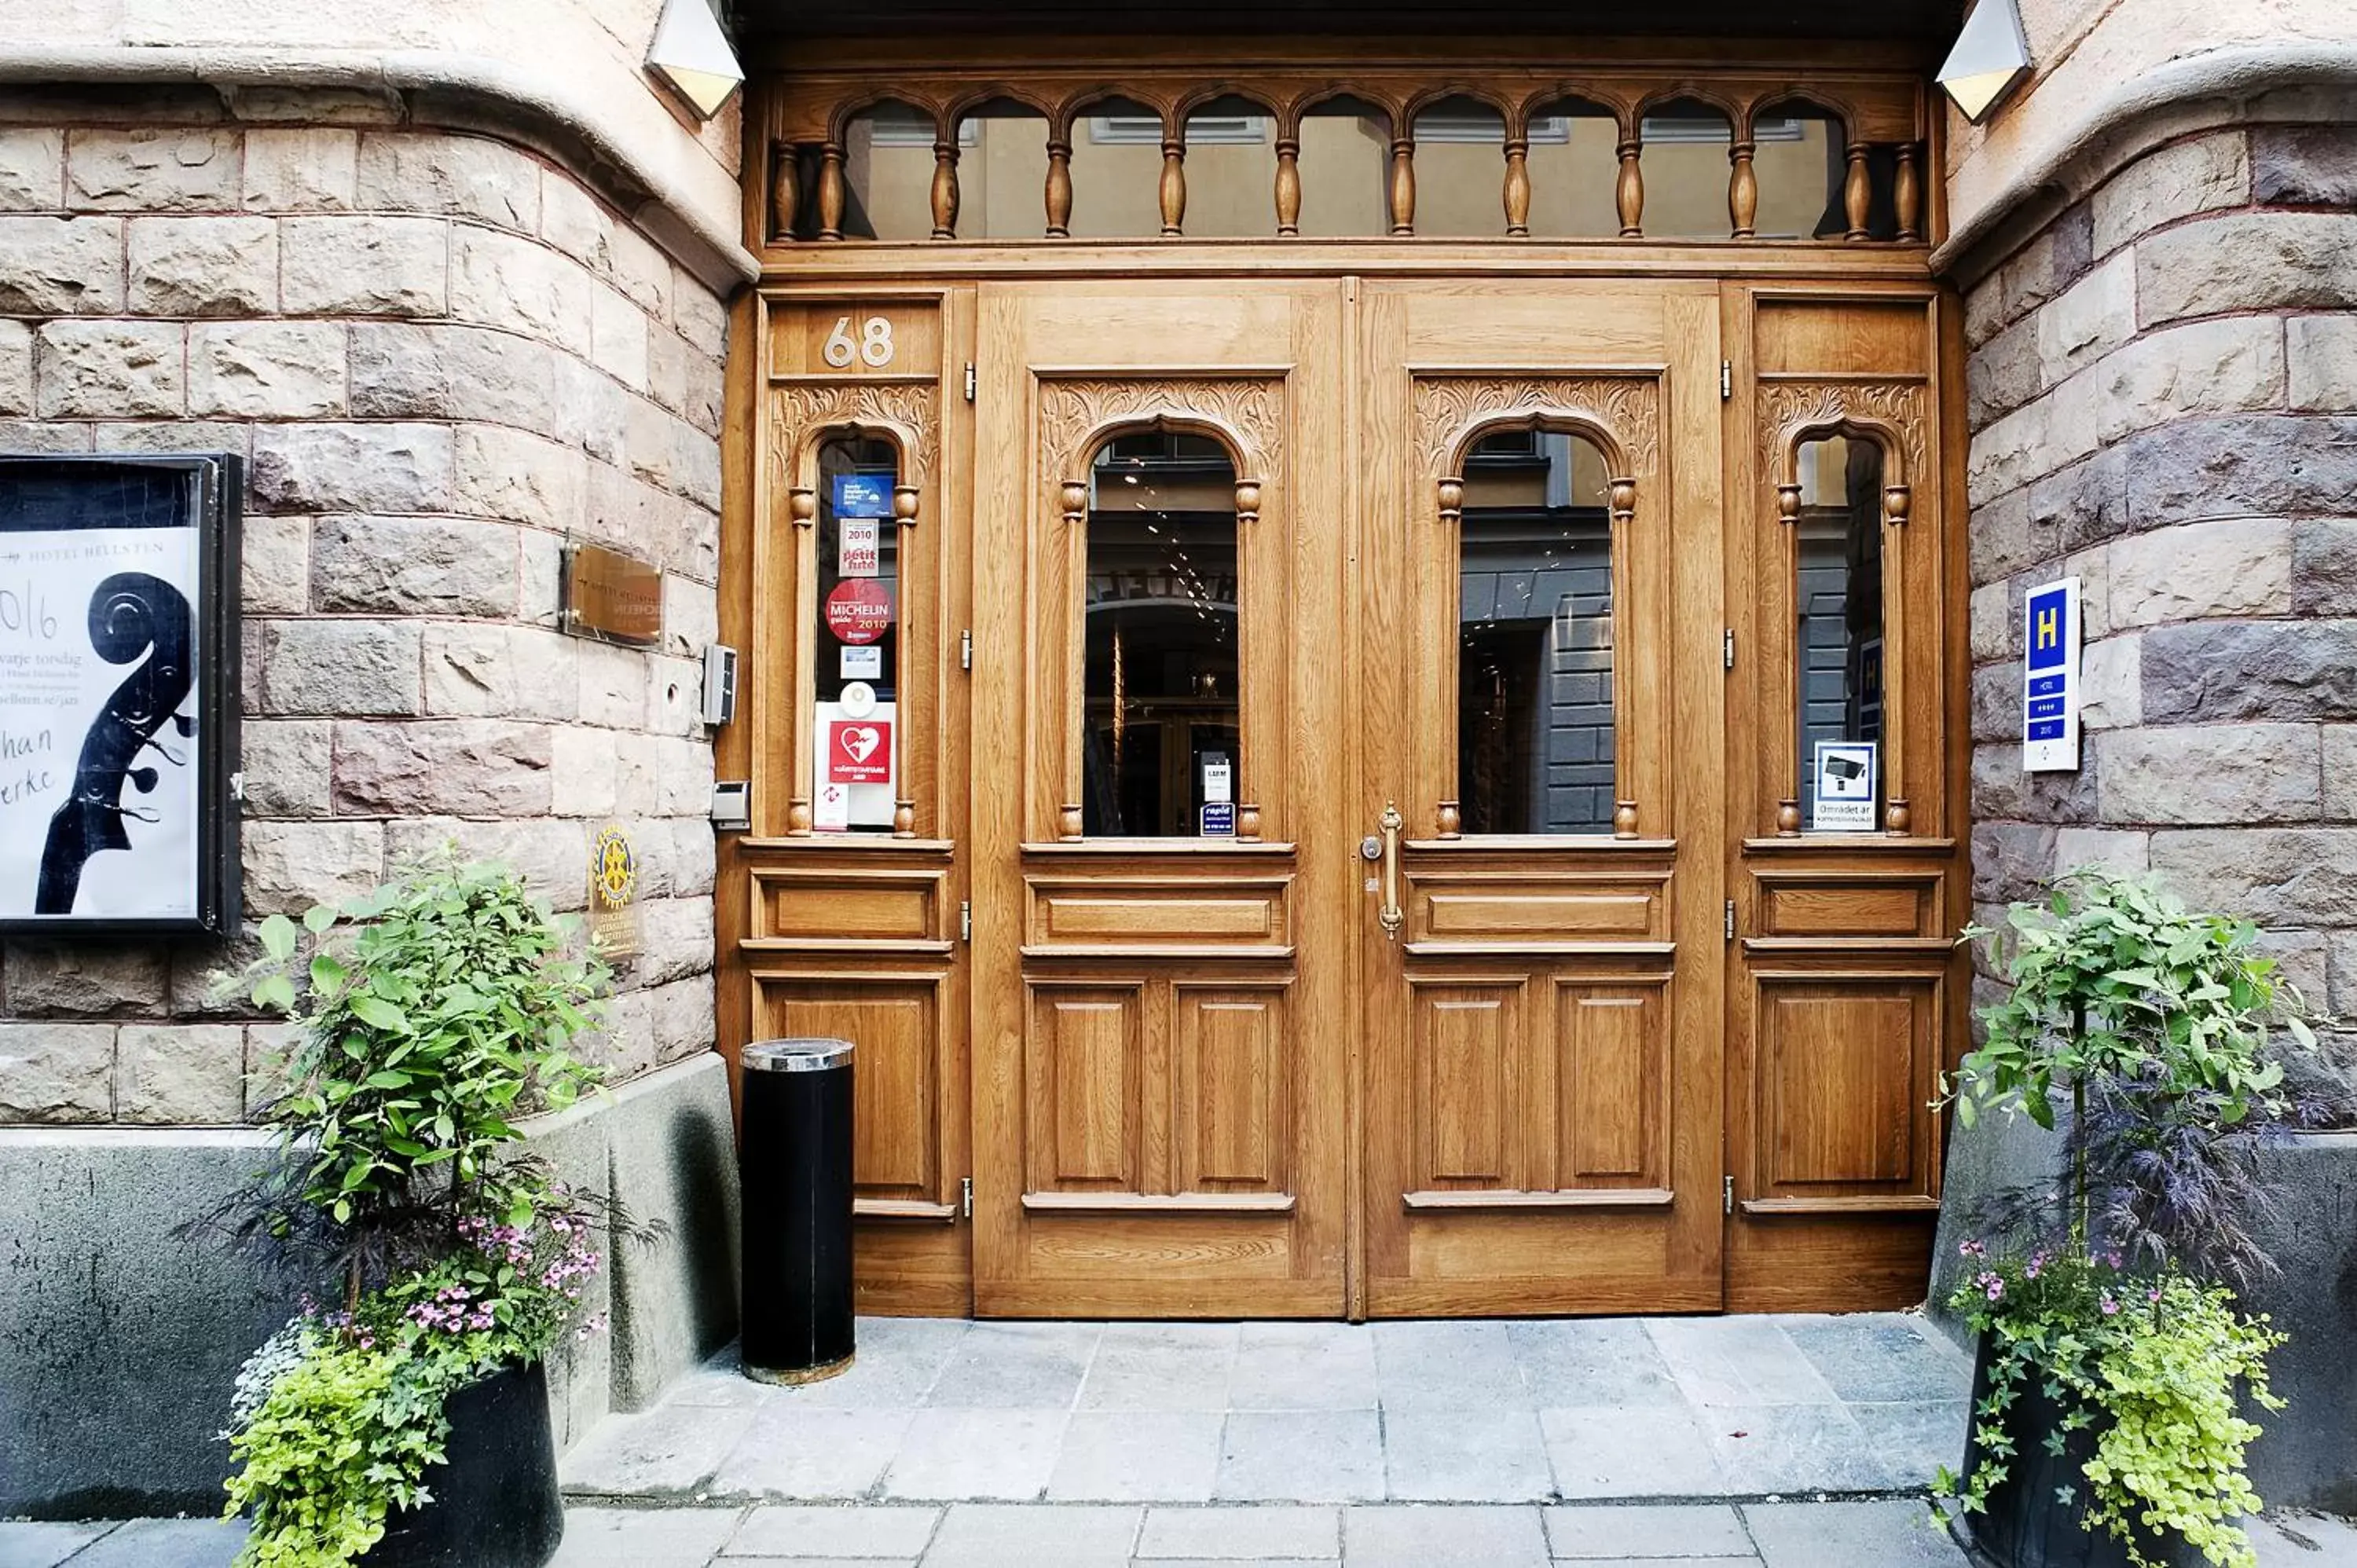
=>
[0,97,734,1127]
[1962,119,2357,1013]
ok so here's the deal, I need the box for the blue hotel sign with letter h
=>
[2022,576,2081,772]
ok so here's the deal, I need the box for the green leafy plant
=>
[1934,869,2311,1568]
[1934,1247,2282,1568]
[214,853,619,1568]
[1947,870,2307,1256]
[232,852,609,1306]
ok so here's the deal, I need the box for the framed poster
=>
[0,454,241,936]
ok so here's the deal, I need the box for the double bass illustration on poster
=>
[0,456,235,932]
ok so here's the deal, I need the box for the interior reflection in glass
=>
[1795,435,1885,826]
[1457,428,1614,834]
[1082,432,1240,837]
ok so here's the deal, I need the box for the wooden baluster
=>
[1895,144,1922,241]
[1388,134,1416,235]
[930,128,960,239]
[1503,135,1530,237]
[817,142,845,240]
[1615,131,1644,236]
[1274,134,1301,235]
[1613,800,1640,840]
[783,141,811,241]
[1728,137,1758,238]
[1438,476,1464,841]
[1045,133,1073,237]
[1843,141,1871,240]
[1159,132,1186,236]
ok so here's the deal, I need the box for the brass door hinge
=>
[1723,628,1735,670]
[959,899,972,943]
[961,628,973,671]
[1724,899,1736,941]
[963,362,977,402]
[1721,360,1733,400]
[961,1175,973,1218]
[1724,1175,1736,1215]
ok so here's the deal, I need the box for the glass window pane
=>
[1524,98,1618,239]
[840,102,940,240]
[814,436,901,833]
[1639,97,1734,240]
[1083,434,1240,837]
[1182,97,1280,238]
[1457,430,1614,834]
[1067,96,1163,238]
[1795,436,1886,831]
[1296,97,1388,238]
[1750,104,1844,240]
[1413,97,1505,237]
[952,101,1048,240]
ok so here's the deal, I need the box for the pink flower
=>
[2100,1292,2121,1317]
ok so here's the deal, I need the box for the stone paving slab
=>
[8,1505,2349,1566]
[564,1313,1972,1507]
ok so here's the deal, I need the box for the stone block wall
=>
[1964,120,2357,1008]
[0,91,733,1127]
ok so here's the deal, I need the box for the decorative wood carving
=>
[1842,142,1870,241]
[770,380,942,500]
[1754,379,1928,491]
[1039,376,1285,480]
[1413,375,1662,479]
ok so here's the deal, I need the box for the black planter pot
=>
[1959,1339,2187,1568]
[360,1361,563,1568]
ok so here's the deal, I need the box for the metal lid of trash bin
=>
[742,1038,856,1072]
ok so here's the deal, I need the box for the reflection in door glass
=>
[1083,434,1240,837]
[814,436,900,833]
[1795,436,1885,829]
[1457,429,1614,834]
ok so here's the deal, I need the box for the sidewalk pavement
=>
[8,1503,2355,1567]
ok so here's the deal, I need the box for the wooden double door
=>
[971,277,1736,1317]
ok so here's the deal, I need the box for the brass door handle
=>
[1377,802,1404,938]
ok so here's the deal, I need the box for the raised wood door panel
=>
[1721,284,1967,1311]
[1358,281,1727,1316]
[969,282,1350,1317]
[715,282,977,1315]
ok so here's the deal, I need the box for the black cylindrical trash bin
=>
[739,1037,856,1384]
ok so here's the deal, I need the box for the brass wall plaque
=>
[587,823,643,959]
[562,541,663,647]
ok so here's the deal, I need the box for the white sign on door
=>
[838,518,880,578]
[1811,740,1878,833]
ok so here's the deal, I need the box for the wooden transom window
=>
[759,57,1931,246]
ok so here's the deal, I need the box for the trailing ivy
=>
[1935,1250,2282,1568]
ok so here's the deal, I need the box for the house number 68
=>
[824,315,896,368]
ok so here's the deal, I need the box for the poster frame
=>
[0,452,242,938]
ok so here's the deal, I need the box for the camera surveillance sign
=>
[2022,576,2082,772]
[1812,741,1878,833]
